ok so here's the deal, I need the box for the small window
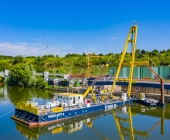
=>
[70,97,72,100]
[78,96,80,99]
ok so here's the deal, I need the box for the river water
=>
[0,86,170,140]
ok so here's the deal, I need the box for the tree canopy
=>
[1,49,170,76]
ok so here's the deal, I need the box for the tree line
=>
[1,49,170,72]
[0,49,170,87]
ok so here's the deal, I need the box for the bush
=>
[35,76,48,89]
[0,77,5,82]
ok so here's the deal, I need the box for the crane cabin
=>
[56,93,83,106]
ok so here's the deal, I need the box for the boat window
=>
[70,97,72,100]
[78,96,80,99]
[66,97,69,100]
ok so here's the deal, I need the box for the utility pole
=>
[46,38,48,56]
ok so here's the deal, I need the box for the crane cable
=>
[90,38,128,86]
[89,33,129,87]
[106,38,127,66]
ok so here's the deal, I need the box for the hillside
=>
[0,49,170,76]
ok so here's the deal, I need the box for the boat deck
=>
[42,99,126,116]
[11,99,134,127]
[62,99,123,112]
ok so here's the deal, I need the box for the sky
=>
[0,0,170,56]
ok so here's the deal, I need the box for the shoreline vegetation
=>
[0,49,170,89]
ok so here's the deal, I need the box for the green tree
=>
[141,50,145,54]
[13,55,24,64]
[0,61,11,71]
[0,76,5,82]
[151,49,159,56]
[8,63,34,87]
[48,54,55,57]
[82,53,86,56]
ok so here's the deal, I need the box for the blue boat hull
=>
[11,100,134,126]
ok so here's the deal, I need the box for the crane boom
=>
[83,86,97,102]
[110,24,138,98]
[87,53,103,78]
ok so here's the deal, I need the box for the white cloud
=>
[36,38,42,41]
[141,44,146,47]
[111,36,118,40]
[0,42,76,56]
[111,37,118,40]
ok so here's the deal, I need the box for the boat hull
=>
[11,99,134,127]
[136,99,165,107]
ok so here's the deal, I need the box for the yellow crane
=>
[87,53,102,78]
[122,61,165,104]
[83,86,97,102]
[84,24,138,101]
[109,23,138,98]
[106,22,164,105]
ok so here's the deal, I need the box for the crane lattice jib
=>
[110,25,138,98]
[87,53,102,78]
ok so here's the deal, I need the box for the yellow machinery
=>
[83,86,97,102]
[110,23,138,98]
[122,61,165,104]
[87,53,102,78]
[85,23,164,104]
[16,102,39,115]
[100,88,110,101]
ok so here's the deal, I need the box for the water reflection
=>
[12,104,166,140]
[130,105,166,140]
[14,110,107,140]
[0,86,169,140]
[113,106,149,140]
[3,86,54,106]
[0,86,8,100]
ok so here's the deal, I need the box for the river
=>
[0,86,170,140]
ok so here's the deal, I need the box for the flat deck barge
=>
[11,97,134,127]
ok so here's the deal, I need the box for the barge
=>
[13,109,113,139]
[11,92,135,127]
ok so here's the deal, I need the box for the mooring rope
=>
[0,121,14,129]
[0,109,14,119]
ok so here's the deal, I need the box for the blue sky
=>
[0,0,170,56]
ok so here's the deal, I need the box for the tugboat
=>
[136,92,158,107]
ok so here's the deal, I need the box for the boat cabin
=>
[56,93,83,106]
